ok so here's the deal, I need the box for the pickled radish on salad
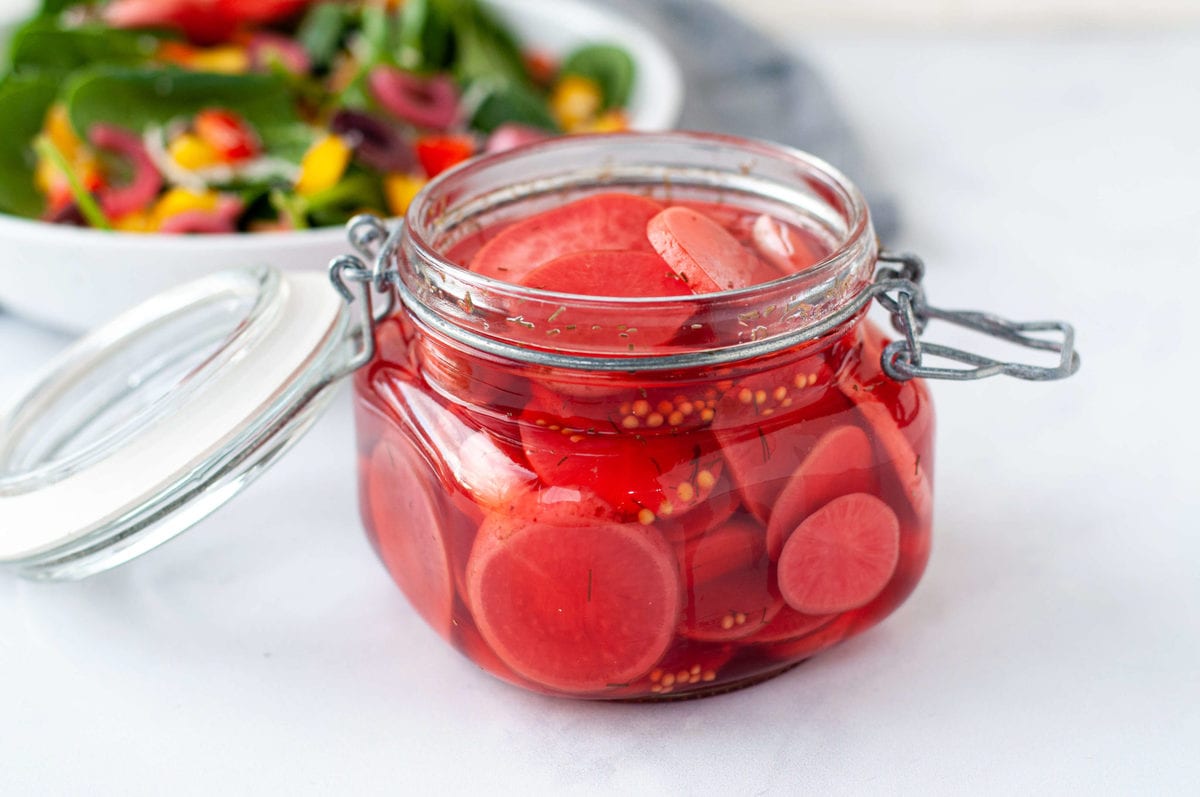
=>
[0,0,639,232]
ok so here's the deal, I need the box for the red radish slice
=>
[88,124,163,220]
[369,66,459,130]
[485,123,552,154]
[370,368,534,511]
[671,200,758,245]
[466,505,680,694]
[741,606,836,645]
[751,214,829,274]
[647,206,776,292]
[656,478,739,544]
[453,612,529,688]
[520,385,724,521]
[710,358,847,523]
[839,375,933,522]
[678,516,780,642]
[677,516,765,587]
[521,250,691,298]
[470,193,663,283]
[761,613,854,661]
[517,250,694,347]
[765,425,877,559]
[777,493,900,615]
[679,563,782,642]
[368,438,455,637]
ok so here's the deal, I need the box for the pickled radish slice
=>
[646,206,776,292]
[710,358,846,523]
[521,386,724,520]
[368,439,455,637]
[678,516,765,587]
[741,606,836,645]
[777,493,900,615]
[761,614,854,661]
[671,200,759,246]
[678,517,782,642]
[840,376,933,522]
[765,425,876,559]
[371,368,534,510]
[656,477,739,544]
[679,563,782,642]
[470,193,663,283]
[518,251,694,346]
[521,251,691,298]
[751,214,828,273]
[466,505,680,693]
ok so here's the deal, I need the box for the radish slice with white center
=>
[751,214,829,274]
[647,206,776,292]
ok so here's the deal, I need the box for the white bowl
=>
[0,0,683,332]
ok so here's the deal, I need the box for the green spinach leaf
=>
[297,2,352,71]
[0,74,57,217]
[399,0,454,72]
[561,44,635,110]
[438,0,527,88]
[64,67,305,155]
[470,82,558,133]
[9,24,160,74]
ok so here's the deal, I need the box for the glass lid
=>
[0,267,352,581]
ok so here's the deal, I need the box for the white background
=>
[715,0,1200,30]
[2,2,1200,795]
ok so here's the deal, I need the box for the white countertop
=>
[2,33,1198,794]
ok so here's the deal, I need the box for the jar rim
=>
[392,131,878,370]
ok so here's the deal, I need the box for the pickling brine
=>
[353,157,935,699]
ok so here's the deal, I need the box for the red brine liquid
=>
[354,192,935,699]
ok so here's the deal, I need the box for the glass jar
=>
[351,133,940,700]
[0,132,1077,701]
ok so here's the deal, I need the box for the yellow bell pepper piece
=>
[152,188,220,226]
[187,46,250,74]
[112,210,156,233]
[34,151,101,203]
[44,104,82,161]
[573,110,629,134]
[383,173,427,217]
[296,134,353,197]
[550,75,604,132]
[169,133,222,171]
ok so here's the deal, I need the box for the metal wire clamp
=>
[873,251,1080,382]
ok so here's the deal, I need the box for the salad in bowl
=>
[0,0,682,329]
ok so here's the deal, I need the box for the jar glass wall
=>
[353,133,935,700]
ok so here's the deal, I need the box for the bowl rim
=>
[0,0,684,251]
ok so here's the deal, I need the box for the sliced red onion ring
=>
[45,203,86,226]
[158,196,244,234]
[89,124,163,220]
[330,109,416,173]
[247,32,311,74]
[368,66,459,131]
[484,123,552,154]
